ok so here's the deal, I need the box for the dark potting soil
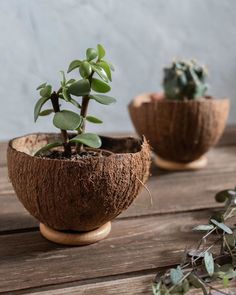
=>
[38,149,113,161]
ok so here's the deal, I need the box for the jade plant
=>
[34,44,116,156]
[163,60,208,101]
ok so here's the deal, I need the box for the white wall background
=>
[0,0,236,140]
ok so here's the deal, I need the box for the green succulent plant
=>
[34,44,116,156]
[163,59,208,101]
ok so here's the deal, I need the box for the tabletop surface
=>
[1,126,236,295]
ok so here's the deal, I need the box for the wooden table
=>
[1,126,236,294]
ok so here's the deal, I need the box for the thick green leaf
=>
[70,133,101,148]
[91,64,109,82]
[91,94,116,105]
[40,85,52,98]
[91,78,111,93]
[86,48,98,61]
[66,79,76,85]
[62,87,71,102]
[86,115,103,124]
[60,71,66,86]
[53,110,82,130]
[98,61,112,81]
[39,109,54,116]
[67,60,82,73]
[104,60,115,71]
[204,252,214,276]
[34,141,63,156]
[210,219,233,234]
[79,61,92,78]
[97,44,105,60]
[34,97,49,122]
[193,224,214,231]
[170,266,183,285]
[69,98,81,109]
[68,79,90,96]
[36,82,47,90]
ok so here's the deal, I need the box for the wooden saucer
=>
[40,222,111,246]
[154,155,208,171]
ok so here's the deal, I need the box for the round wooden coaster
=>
[154,155,208,171]
[40,222,111,246]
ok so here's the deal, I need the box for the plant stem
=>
[50,91,71,155]
[76,73,93,154]
[76,95,90,153]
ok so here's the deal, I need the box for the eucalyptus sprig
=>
[34,44,116,156]
[152,188,236,295]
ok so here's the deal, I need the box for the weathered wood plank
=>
[1,144,236,232]
[0,210,210,293]
[21,274,236,295]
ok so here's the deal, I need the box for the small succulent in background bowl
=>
[129,59,230,170]
[7,45,151,246]
[163,60,208,101]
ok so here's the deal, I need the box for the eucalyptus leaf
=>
[34,97,50,122]
[225,234,235,248]
[188,273,207,295]
[53,110,82,130]
[79,61,92,78]
[97,44,105,60]
[210,219,233,234]
[39,109,54,116]
[34,141,63,156]
[68,79,90,96]
[86,48,98,61]
[170,266,183,285]
[204,252,214,276]
[36,82,47,90]
[215,190,233,203]
[90,94,116,105]
[193,224,214,231]
[70,133,101,148]
[67,60,82,73]
[40,85,52,98]
[86,115,103,124]
[91,78,111,93]
[91,64,109,82]
[98,61,112,81]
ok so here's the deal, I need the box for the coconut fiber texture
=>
[7,133,151,231]
[129,94,229,163]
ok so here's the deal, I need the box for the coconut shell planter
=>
[8,133,150,245]
[7,45,151,245]
[129,60,230,170]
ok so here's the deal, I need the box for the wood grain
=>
[0,210,210,293]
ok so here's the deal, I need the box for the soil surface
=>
[38,148,113,161]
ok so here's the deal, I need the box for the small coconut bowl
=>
[129,93,230,170]
[7,133,151,245]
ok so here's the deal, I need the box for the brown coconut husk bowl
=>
[7,133,151,245]
[129,93,229,169]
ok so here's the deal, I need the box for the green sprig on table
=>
[152,188,236,295]
[34,44,116,156]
